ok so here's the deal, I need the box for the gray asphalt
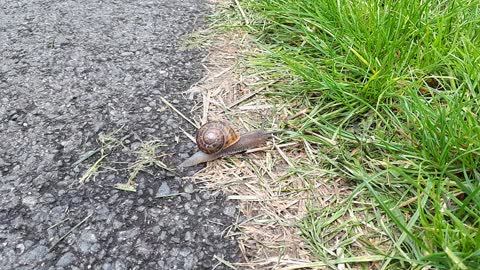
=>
[0,0,241,269]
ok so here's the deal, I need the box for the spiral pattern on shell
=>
[196,121,240,154]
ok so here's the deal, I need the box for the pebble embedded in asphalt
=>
[0,0,241,269]
[156,182,172,197]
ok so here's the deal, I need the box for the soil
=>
[0,0,241,269]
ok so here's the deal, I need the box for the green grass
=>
[217,0,480,269]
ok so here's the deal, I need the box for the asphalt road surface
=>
[0,0,241,269]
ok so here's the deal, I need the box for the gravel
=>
[156,182,172,197]
[0,0,241,269]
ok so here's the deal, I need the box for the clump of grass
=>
[225,0,479,269]
[77,129,127,184]
[76,129,174,191]
[114,140,174,192]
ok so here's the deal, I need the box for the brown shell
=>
[196,121,240,154]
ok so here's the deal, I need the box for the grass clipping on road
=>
[196,0,480,269]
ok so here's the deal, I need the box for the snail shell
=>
[196,121,240,154]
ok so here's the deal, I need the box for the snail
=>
[179,121,274,167]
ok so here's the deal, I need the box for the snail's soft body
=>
[179,122,273,167]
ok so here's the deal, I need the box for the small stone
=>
[112,220,123,230]
[95,205,109,217]
[41,193,56,203]
[184,231,192,241]
[201,192,211,200]
[1,247,15,266]
[78,231,98,253]
[15,243,25,254]
[136,244,152,257]
[130,141,142,151]
[156,182,171,197]
[102,263,113,270]
[20,245,48,264]
[181,193,192,200]
[165,118,175,126]
[184,256,195,270]
[223,206,236,218]
[56,252,76,267]
[118,228,140,241]
[108,193,119,205]
[170,247,179,257]
[93,121,105,132]
[152,225,161,234]
[22,196,37,208]
[179,248,191,257]
[183,183,194,193]
[159,231,167,240]
[80,232,97,243]
[71,196,82,204]
[114,260,127,270]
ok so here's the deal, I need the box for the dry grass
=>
[181,5,357,268]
